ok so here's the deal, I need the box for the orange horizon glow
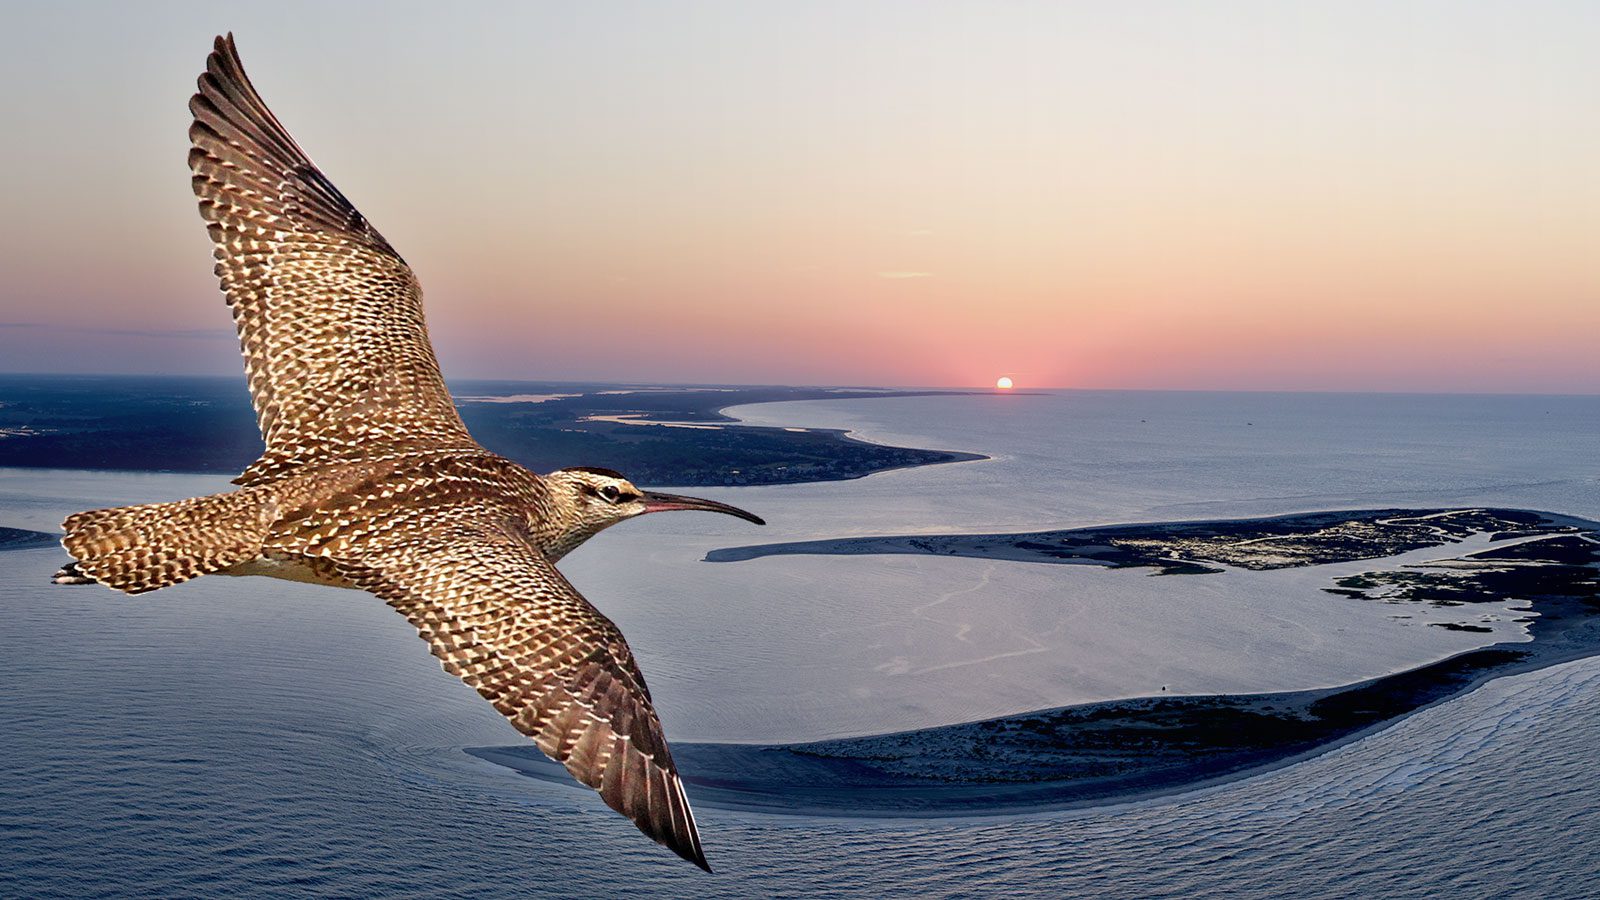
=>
[2,4,1598,394]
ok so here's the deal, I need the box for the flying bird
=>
[53,34,763,872]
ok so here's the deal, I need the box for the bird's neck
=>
[543,517,609,564]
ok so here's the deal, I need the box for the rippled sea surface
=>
[4,391,1600,897]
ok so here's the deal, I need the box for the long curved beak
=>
[640,491,765,525]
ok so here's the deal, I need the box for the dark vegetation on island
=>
[0,374,982,487]
[481,508,1600,815]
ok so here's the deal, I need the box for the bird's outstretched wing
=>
[189,34,478,485]
[266,461,710,870]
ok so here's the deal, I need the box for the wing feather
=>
[189,34,478,484]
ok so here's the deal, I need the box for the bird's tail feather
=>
[60,487,280,594]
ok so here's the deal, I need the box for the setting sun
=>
[995,377,1014,390]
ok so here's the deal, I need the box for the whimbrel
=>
[54,35,764,871]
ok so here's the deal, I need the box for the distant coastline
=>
[478,508,1600,816]
[0,374,986,487]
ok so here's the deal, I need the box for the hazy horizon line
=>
[2,369,1596,399]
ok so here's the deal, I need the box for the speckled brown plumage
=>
[265,452,707,869]
[189,34,478,486]
[62,485,285,594]
[58,35,714,871]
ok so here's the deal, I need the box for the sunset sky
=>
[2,1,1597,391]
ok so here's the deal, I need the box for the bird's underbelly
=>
[220,555,359,590]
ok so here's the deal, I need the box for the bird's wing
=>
[188,35,479,485]
[268,467,710,870]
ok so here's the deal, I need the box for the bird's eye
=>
[597,485,621,503]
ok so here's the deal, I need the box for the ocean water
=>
[556,390,1600,741]
[3,390,1599,897]
[726,390,1600,529]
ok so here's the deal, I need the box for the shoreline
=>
[476,508,1600,818]
[473,617,1600,822]
[702,401,988,486]
[712,395,1003,474]
[0,375,987,487]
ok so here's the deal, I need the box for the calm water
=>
[3,390,1598,897]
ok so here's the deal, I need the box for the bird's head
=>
[540,466,764,561]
